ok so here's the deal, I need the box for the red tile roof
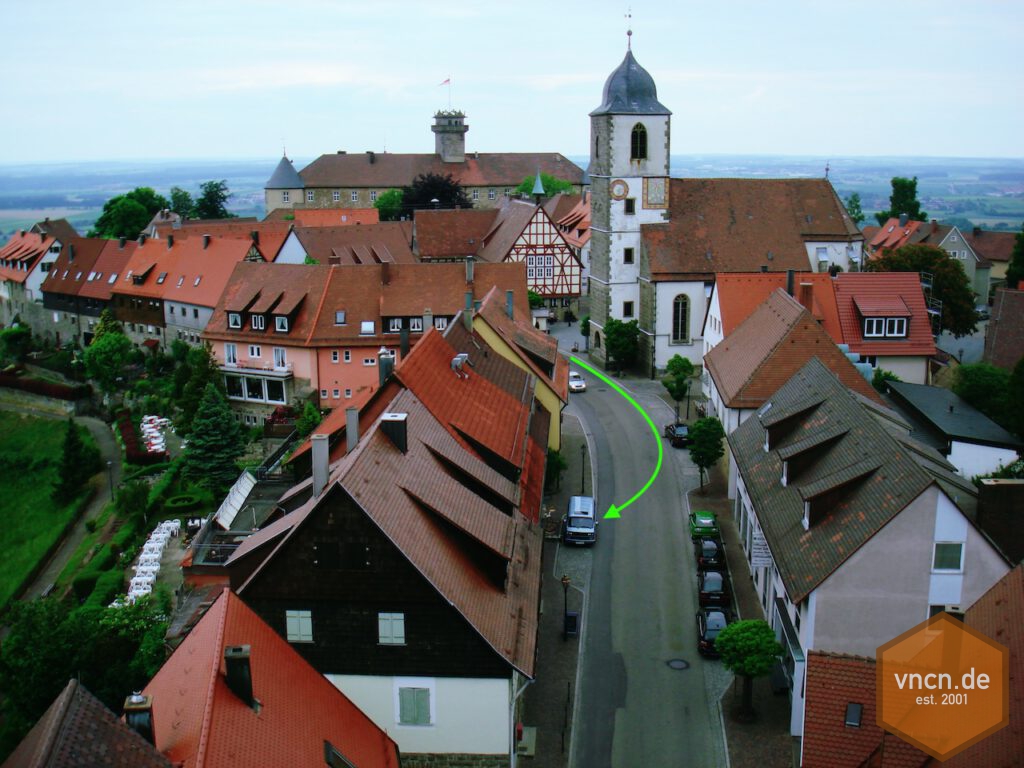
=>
[868,218,926,251]
[551,194,591,249]
[143,589,400,768]
[414,209,497,259]
[833,272,937,357]
[803,652,929,768]
[40,237,106,298]
[710,272,841,341]
[705,289,883,410]
[1,679,171,768]
[964,228,1016,264]
[264,207,380,227]
[0,231,57,284]
[983,288,1024,370]
[77,239,138,302]
[944,564,1024,768]
[292,222,415,265]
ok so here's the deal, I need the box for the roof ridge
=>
[37,678,78,767]
[194,592,230,768]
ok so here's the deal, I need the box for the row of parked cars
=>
[689,509,733,657]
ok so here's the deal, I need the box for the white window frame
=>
[388,318,402,332]
[282,190,290,203]
[360,320,374,335]
[863,317,885,337]
[545,267,553,278]
[933,542,964,573]
[885,317,907,337]
[249,344,261,358]
[285,609,313,642]
[344,388,352,398]
[251,314,265,330]
[333,190,340,202]
[320,388,328,398]
[472,189,480,200]
[410,318,423,332]
[331,350,339,363]
[434,317,448,331]
[378,612,406,645]
[307,190,314,202]
[370,190,378,202]
[350,190,359,202]
[363,357,377,366]
[332,388,340,399]
[488,189,496,200]
[344,350,351,363]
[224,343,238,365]
[394,678,435,727]
[527,268,535,279]
[275,315,288,332]
[273,347,287,369]
[335,310,346,325]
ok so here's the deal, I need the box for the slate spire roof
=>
[264,154,304,189]
[590,49,671,116]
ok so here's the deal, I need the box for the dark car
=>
[696,607,732,657]
[694,537,725,570]
[664,422,690,448]
[697,568,731,607]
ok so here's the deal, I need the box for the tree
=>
[1010,357,1024,438]
[871,367,901,392]
[527,290,545,309]
[661,354,694,421]
[82,331,133,393]
[181,382,244,495]
[401,172,472,213]
[176,343,224,435]
[193,180,235,220]
[52,419,97,504]
[688,416,725,489]
[88,187,169,239]
[515,173,574,198]
[844,192,865,226]
[170,186,196,218]
[0,324,32,364]
[295,400,323,438]
[1006,222,1024,290]
[866,244,976,337]
[92,308,123,341]
[953,362,1010,429]
[544,448,568,493]
[374,188,404,221]
[603,318,640,375]
[715,620,784,720]
[874,176,927,225]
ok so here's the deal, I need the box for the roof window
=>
[335,310,347,325]
[156,272,167,284]
[360,321,375,335]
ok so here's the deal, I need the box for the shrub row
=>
[0,373,91,400]
[84,569,124,608]
[163,493,200,512]
[121,463,169,483]
[71,544,116,601]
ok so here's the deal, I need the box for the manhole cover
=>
[667,659,690,670]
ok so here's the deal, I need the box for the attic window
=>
[88,271,96,281]
[864,317,907,338]
[334,310,346,325]
[108,274,118,284]
[324,741,357,768]
[275,316,288,332]
[156,272,167,284]
[845,703,863,728]
[228,312,241,329]
[251,314,265,330]
[194,276,202,286]
[177,276,184,287]
[360,320,374,335]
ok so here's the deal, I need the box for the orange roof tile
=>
[0,231,57,284]
[264,207,379,227]
[143,590,400,768]
[414,209,497,259]
[77,239,138,301]
[293,222,415,265]
[40,237,106,298]
[711,272,842,341]
[833,272,936,357]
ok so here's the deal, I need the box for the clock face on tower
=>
[610,179,629,200]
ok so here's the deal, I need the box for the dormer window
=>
[388,318,402,333]
[251,314,265,330]
[864,316,907,338]
[275,316,288,332]
[410,317,423,332]
[228,312,241,329]
[864,318,885,337]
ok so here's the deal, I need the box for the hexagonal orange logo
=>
[877,612,1009,761]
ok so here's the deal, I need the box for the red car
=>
[697,568,731,607]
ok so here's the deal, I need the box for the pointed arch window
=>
[672,295,689,343]
[630,123,648,160]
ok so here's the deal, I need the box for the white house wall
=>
[948,441,1019,480]
[327,673,510,756]
[653,280,706,367]
[275,232,309,265]
[24,245,61,302]
[874,355,927,385]
[803,239,860,274]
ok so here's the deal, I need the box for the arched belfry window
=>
[672,295,689,343]
[630,123,648,160]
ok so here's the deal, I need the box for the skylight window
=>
[108,274,118,284]
[334,310,346,325]
[156,272,167,284]
[177,276,184,287]
[360,321,375,335]
[194,276,202,286]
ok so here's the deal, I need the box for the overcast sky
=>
[2,0,1021,163]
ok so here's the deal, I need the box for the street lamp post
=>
[685,378,692,421]
[561,574,571,640]
[580,444,586,494]
[106,460,114,498]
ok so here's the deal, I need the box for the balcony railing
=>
[222,359,294,374]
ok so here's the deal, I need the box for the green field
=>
[0,412,95,608]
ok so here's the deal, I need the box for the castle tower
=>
[586,45,671,366]
[432,111,469,163]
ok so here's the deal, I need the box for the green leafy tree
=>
[688,416,725,489]
[866,244,976,337]
[52,419,97,504]
[603,318,640,375]
[844,192,865,225]
[170,186,196,218]
[1006,222,1024,290]
[515,173,574,198]
[544,448,568,493]
[193,180,235,220]
[374,188,404,221]
[92,308,123,341]
[662,354,694,421]
[176,343,225,436]
[88,187,169,239]
[0,324,32,364]
[83,332,133,394]
[115,479,150,523]
[953,362,1010,429]
[181,382,244,495]
[527,290,545,309]
[715,620,784,720]
[402,172,472,212]
[874,176,927,225]
[1009,357,1024,437]
[295,400,323,438]
[871,367,901,392]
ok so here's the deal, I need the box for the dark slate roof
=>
[31,218,79,243]
[886,381,1023,450]
[265,155,304,189]
[984,287,1024,371]
[590,50,671,116]
[728,357,970,603]
[2,679,171,768]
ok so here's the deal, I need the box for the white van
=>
[562,495,598,546]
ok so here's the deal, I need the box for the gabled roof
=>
[551,193,590,250]
[728,358,969,603]
[963,227,1016,263]
[143,589,400,768]
[264,154,304,189]
[443,320,535,401]
[478,201,546,263]
[77,238,138,302]
[643,179,860,280]
[833,272,937,357]
[31,218,78,243]
[263,207,379,227]
[149,220,291,262]
[984,288,1024,370]
[867,217,927,251]
[803,652,929,768]
[40,237,105,298]
[543,193,582,225]
[0,231,57,284]
[887,381,1023,449]
[705,289,881,410]
[944,564,1024,768]
[1,679,171,768]
[293,221,414,265]
[709,272,841,341]
[414,209,497,259]
[298,151,584,189]
[869,218,988,266]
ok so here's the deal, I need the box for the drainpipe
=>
[509,673,533,768]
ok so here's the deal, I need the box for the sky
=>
[2,0,1022,164]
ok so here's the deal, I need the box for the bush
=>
[84,569,124,608]
[0,373,91,400]
[72,572,100,602]
[110,519,141,555]
[163,494,200,512]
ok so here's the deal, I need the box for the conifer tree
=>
[181,383,244,495]
[177,344,225,435]
[53,419,90,504]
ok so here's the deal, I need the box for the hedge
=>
[84,569,124,608]
[163,494,200,512]
[0,373,91,400]
[146,458,182,515]
[121,463,170,483]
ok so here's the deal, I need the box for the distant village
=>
[0,45,1021,768]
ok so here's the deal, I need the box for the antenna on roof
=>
[626,7,633,50]
[282,140,287,159]
[824,160,830,180]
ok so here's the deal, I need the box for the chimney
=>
[786,269,795,296]
[311,433,329,498]
[138,233,148,245]
[423,308,433,332]
[123,692,156,745]
[506,290,514,320]
[380,412,408,453]
[465,254,475,283]
[898,213,909,227]
[381,261,390,285]
[378,348,394,386]
[799,282,814,312]
[973,226,981,237]
[250,230,260,245]
[203,234,211,249]
[118,237,126,249]
[224,645,254,707]
[68,243,75,263]
[345,407,359,454]
[931,219,938,234]
[400,326,410,356]
[367,151,376,164]
[167,234,174,249]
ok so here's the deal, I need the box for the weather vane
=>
[825,160,830,180]
[626,7,632,50]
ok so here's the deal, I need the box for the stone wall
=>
[401,754,509,768]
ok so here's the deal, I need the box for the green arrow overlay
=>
[570,356,663,520]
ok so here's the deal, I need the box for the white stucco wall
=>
[702,286,724,358]
[803,239,861,273]
[274,231,308,264]
[653,280,707,367]
[24,244,62,302]
[327,674,510,756]
[948,441,1020,480]
[873,355,928,385]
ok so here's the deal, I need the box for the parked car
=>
[975,304,990,321]
[696,607,732,657]
[697,568,731,607]
[569,371,587,393]
[562,495,598,546]
[663,422,690,448]
[694,537,725,570]
[688,510,720,539]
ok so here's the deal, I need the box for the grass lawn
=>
[0,412,98,608]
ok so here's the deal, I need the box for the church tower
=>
[586,41,671,367]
